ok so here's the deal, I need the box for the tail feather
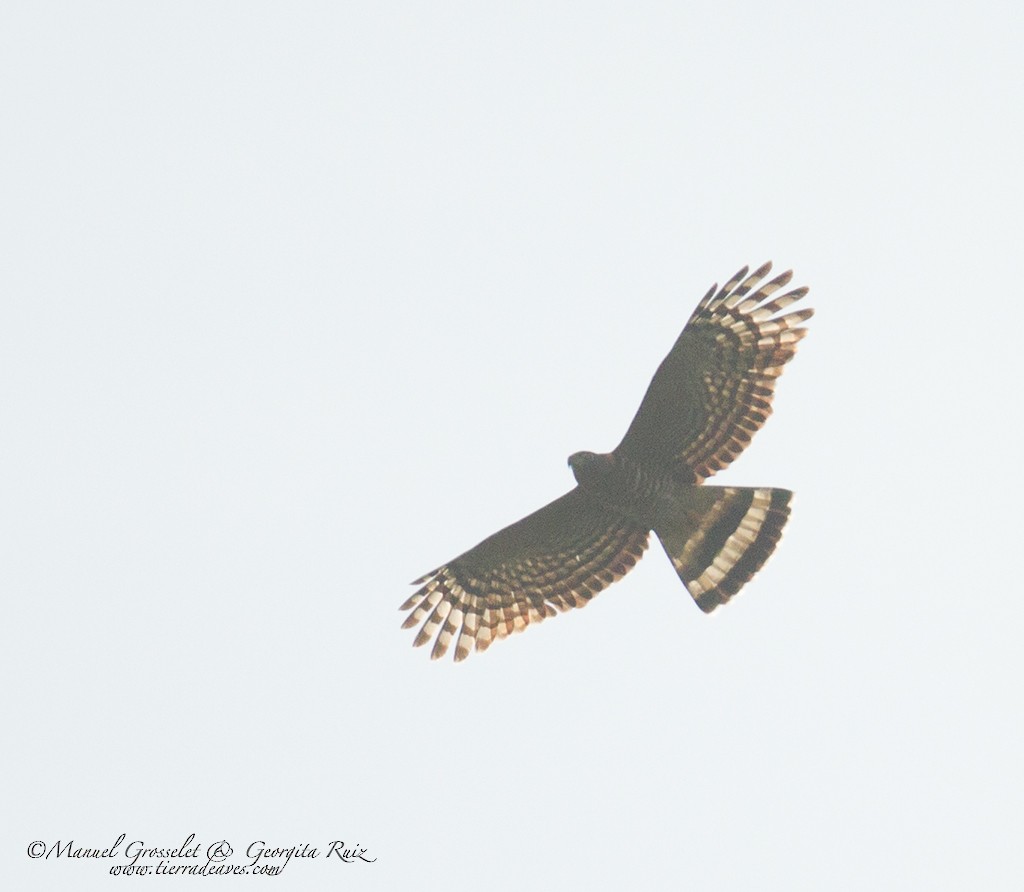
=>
[655,486,792,612]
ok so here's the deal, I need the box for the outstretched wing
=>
[615,262,812,482]
[400,487,649,661]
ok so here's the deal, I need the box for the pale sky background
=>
[3,2,1022,889]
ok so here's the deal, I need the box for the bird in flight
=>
[401,262,812,661]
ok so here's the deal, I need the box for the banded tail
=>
[654,486,792,612]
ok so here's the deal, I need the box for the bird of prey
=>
[401,261,812,661]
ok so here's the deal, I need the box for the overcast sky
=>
[3,2,1022,889]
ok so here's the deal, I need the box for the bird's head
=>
[567,451,614,486]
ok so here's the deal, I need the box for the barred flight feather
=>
[675,263,812,481]
[403,513,649,661]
